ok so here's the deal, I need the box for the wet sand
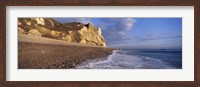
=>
[18,35,113,69]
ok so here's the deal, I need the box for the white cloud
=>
[123,18,136,30]
[93,18,136,43]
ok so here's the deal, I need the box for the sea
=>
[75,49,182,69]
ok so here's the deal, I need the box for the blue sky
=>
[53,18,182,49]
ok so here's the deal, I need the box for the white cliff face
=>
[48,19,55,26]
[31,18,60,27]
[77,26,106,47]
[98,28,102,35]
[32,18,45,25]
[18,18,107,47]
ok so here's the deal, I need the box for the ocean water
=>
[75,49,182,69]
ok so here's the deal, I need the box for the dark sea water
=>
[76,49,182,69]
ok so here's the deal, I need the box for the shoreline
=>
[18,41,113,69]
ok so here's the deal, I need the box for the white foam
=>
[76,50,177,69]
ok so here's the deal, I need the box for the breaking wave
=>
[76,50,180,69]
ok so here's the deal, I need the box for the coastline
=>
[18,35,113,69]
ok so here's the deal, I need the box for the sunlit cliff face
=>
[18,18,107,47]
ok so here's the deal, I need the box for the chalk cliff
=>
[18,18,106,47]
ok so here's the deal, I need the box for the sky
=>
[53,18,182,49]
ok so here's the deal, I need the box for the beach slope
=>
[18,34,113,69]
